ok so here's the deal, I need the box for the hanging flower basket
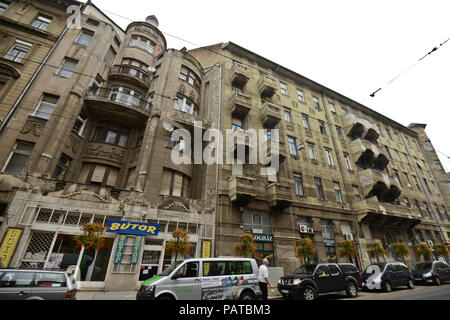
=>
[391,242,410,262]
[337,240,356,263]
[233,233,260,258]
[165,228,192,261]
[432,243,449,258]
[73,222,106,251]
[294,238,316,265]
[366,242,386,261]
[414,242,433,261]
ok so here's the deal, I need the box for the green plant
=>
[414,242,433,261]
[165,228,192,262]
[73,223,106,251]
[118,201,125,212]
[295,238,316,265]
[337,240,357,263]
[233,233,260,258]
[432,243,449,258]
[366,241,387,262]
[391,242,410,263]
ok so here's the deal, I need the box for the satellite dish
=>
[148,66,156,73]
[162,121,174,132]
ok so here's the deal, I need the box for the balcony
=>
[230,92,252,119]
[229,128,254,161]
[83,141,127,166]
[350,138,389,170]
[262,138,287,164]
[84,87,151,124]
[260,101,281,128]
[108,64,150,89]
[228,175,257,206]
[230,63,250,88]
[342,111,379,143]
[258,75,276,97]
[265,183,292,210]
[358,168,402,203]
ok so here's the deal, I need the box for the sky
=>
[86,0,450,172]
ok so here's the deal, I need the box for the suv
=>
[362,262,414,292]
[0,269,77,300]
[413,261,450,285]
[277,263,362,301]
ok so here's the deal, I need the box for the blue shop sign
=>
[106,220,159,236]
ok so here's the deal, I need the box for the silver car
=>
[0,269,77,300]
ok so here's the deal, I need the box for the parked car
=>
[362,262,414,292]
[137,258,262,300]
[277,263,362,301]
[413,261,450,285]
[0,269,77,300]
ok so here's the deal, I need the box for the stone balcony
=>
[83,141,127,166]
[260,101,281,128]
[258,75,276,97]
[230,92,252,119]
[262,138,287,164]
[228,175,257,206]
[230,62,250,88]
[358,168,402,203]
[265,182,292,210]
[349,138,389,170]
[342,111,379,143]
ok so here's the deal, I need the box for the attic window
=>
[87,18,100,26]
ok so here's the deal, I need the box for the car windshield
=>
[414,262,433,272]
[294,265,317,275]
[159,261,184,276]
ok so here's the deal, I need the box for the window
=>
[114,35,121,47]
[334,182,343,203]
[104,46,116,66]
[287,136,298,156]
[80,163,119,187]
[58,58,78,78]
[160,168,190,197]
[329,103,337,115]
[91,74,104,95]
[314,177,325,200]
[280,82,288,95]
[284,108,293,123]
[302,114,310,130]
[318,120,326,135]
[434,204,442,220]
[424,203,432,218]
[52,154,72,180]
[35,273,67,287]
[377,125,383,136]
[325,148,334,166]
[386,128,393,140]
[423,178,431,193]
[424,141,433,151]
[414,200,422,217]
[308,143,316,160]
[0,1,9,14]
[353,185,361,202]
[412,175,421,191]
[320,220,333,239]
[384,145,392,159]
[3,141,34,174]
[313,97,321,111]
[94,124,129,147]
[130,36,155,54]
[404,197,411,208]
[294,174,304,196]
[174,94,197,115]
[329,264,341,275]
[336,126,344,140]
[232,86,242,94]
[202,261,253,277]
[72,112,87,135]
[179,66,201,91]
[174,262,199,278]
[31,14,52,31]
[76,29,94,46]
[0,271,34,287]
[4,40,32,63]
[314,265,330,276]
[297,89,305,102]
[34,94,59,120]
[393,169,402,186]
[87,17,100,26]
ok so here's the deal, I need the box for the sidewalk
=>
[76,290,281,300]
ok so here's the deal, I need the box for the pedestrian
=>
[258,258,274,300]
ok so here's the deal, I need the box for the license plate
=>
[415,277,422,280]
[281,290,289,294]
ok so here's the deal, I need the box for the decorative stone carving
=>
[158,195,190,212]
[0,174,29,191]
[0,173,56,194]
[125,191,149,206]
[64,133,82,154]
[21,118,46,137]
[49,183,119,204]
[179,83,185,94]
[85,142,125,163]
[190,198,215,215]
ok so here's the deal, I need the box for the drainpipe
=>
[0,2,86,134]
[213,62,222,258]
[400,132,446,245]
[319,92,365,270]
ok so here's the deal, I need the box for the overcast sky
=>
[87,0,450,172]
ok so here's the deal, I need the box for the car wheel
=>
[407,279,414,289]
[302,286,317,301]
[239,291,255,300]
[383,281,392,293]
[434,277,441,286]
[346,282,358,298]
[157,294,175,301]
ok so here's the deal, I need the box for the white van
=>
[136,258,262,300]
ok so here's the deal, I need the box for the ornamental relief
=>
[64,133,82,154]
[20,118,46,137]
[85,142,125,163]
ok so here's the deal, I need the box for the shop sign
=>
[323,238,335,247]
[114,234,127,264]
[0,228,23,268]
[253,234,273,243]
[106,219,159,236]
[131,236,143,264]
[202,240,211,258]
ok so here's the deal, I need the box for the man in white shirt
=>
[258,258,274,300]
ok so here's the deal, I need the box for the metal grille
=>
[36,208,52,223]
[20,232,55,268]
[20,261,45,269]
[79,213,93,226]
[168,222,178,233]
[93,214,106,224]
[64,212,80,225]
[158,221,167,233]
[199,225,214,239]
[188,224,198,234]
[145,238,164,246]
[50,210,64,224]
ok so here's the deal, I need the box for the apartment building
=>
[189,42,450,274]
[0,1,218,291]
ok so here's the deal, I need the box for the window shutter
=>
[106,167,119,186]
[91,165,106,183]
[172,172,183,196]
[78,163,91,183]
[160,169,172,195]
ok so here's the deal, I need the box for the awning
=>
[359,211,421,228]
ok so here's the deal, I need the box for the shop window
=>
[3,141,34,174]
[139,251,161,281]
[113,236,138,273]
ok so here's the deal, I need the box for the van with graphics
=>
[136,258,262,300]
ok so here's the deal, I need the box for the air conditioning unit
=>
[427,240,434,248]
[299,225,308,233]
[344,233,354,241]
[307,227,314,234]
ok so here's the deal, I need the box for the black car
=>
[277,263,362,301]
[413,261,450,285]
[362,262,414,292]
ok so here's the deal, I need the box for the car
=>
[277,263,362,301]
[362,262,414,292]
[413,261,450,285]
[136,258,262,300]
[0,269,77,300]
